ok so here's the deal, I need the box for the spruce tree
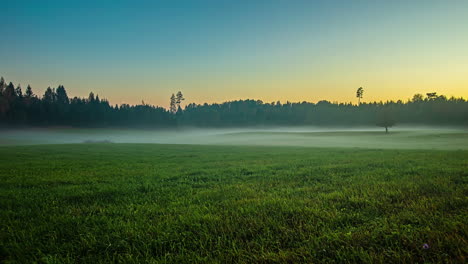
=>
[176,91,184,109]
[170,94,176,113]
[0,77,6,94]
[25,85,34,98]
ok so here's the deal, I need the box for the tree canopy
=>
[0,77,467,128]
[376,108,396,133]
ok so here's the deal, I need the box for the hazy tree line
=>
[0,77,174,127]
[0,77,467,128]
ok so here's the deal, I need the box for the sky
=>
[1,0,468,107]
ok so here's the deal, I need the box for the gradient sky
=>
[1,0,467,107]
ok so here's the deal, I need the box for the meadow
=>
[0,141,467,263]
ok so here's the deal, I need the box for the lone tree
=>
[376,109,396,133]
[356,87,364,105]
[169,94,177,113]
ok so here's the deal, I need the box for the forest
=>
[0,77,467,128]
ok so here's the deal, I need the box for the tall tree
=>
[43,87,55,103]
[376,109,396,133]
[25,85,34,98]
[0,77,6,94]
[15,84,23,98]
[356,87,364,105]
[1,82,16,121]
[170,94,177,113]
[88,92,95,103]
[56,85,69,105]
[3,82,17,103]
[176,91,184,108]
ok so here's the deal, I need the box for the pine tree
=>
[4,82,16,100]
[175,91,184,109]
[0,77,6,94]
[1,82,15,120]
[25,85,34,98]
[170,94,177,113]
[88,92,95,103]
[56,85,69,104]
[43,87,55,103]
[356,87,364,105]
[15,84,23,98]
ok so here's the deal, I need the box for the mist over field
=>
[1,126,466,150]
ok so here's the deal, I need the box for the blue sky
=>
[2,0,467,106]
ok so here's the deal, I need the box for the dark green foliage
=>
[0,78,174,128]
[56,85,69,105]
[42,87,55,103]
[376,108,396,133]
[170,93,177,114]
[356,87,364,105]
[0,76,467,127]
[175,91,184,107]
[0,77,6,94]
[0,144,467,263]
[25,85,34,98]
[14,85,22,98]
[3,82,16,100]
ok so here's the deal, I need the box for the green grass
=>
[0,144,467,263]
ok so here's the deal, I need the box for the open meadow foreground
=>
[1,130,467,263]
[2,1,468,263]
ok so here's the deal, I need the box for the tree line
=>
[0,77,467,128]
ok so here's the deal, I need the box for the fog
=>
[0,126,466,150]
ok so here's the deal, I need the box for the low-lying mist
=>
[0,126,466,150]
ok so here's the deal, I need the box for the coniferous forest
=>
[0,77,467,128]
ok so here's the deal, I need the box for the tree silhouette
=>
[426,92,438,100]
[412,94,424,102]
[356,87,364,105]
[0,77,467,128]
[43,87,55,103]
[15,84,23,98]
[56,85,69,105]
[0,78,7,119]
[0,77,6,94]
[176,91,184,110]
[170,94,177,113]
[88,92,95,103]
[376,109,396,133]
[4,82,16,100]
[25,85,34,98]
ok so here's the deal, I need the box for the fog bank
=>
[0,126,466,150]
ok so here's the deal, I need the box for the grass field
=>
[1,143,467,263]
